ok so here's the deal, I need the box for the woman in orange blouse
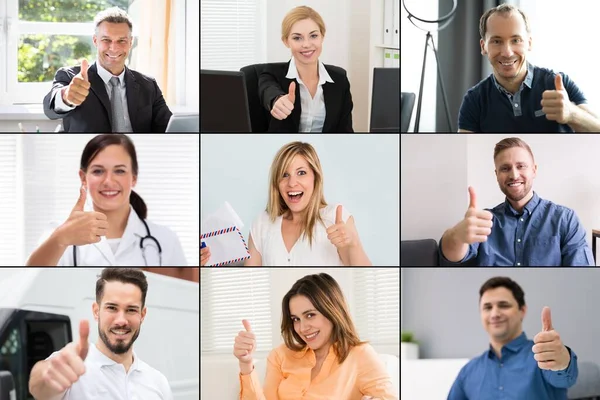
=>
[233,273,397,400]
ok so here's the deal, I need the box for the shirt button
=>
[500,363,503,367]
[514,103,519,108]
[520,218,524,221]
[517,262,521,266]
[517,238,521,243]
[499,386,504,390]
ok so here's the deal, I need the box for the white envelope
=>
[201,226,250,266]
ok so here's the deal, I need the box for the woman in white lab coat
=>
[26,134,187,266]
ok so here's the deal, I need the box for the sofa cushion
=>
[401,239,439,266]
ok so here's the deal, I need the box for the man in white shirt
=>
[28,268,173,400]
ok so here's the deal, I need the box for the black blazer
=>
[43,63,172,132]
[258,61,353,132]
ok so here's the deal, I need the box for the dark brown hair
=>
[281,273,366,363]
[479,276,526,309]
[479,4,531,40]
[96,268,148,308]
[80,134,147,219]
[493,137,535,162]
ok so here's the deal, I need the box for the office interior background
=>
[401,0,599,132]
[201,0,400,133]
[0,0,199,132]
[0,133,200,266]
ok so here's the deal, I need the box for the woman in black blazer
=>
[258,6,354,133]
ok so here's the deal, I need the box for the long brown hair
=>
[267,141,327,248]
[281,273,366,363]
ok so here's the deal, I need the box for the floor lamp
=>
[402,0,457,132]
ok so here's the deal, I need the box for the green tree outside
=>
[18,0,130,82]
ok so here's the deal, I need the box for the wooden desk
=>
[592,229,600,264]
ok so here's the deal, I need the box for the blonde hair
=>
[281,273,367,363]
[281,6,326,42]
[267,142,327,247]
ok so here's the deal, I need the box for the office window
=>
[0,0,134,104]
[0,134,199,266]
[520,0,599,106]
[201,268,272,354]
[354,268,400,353]
[200,0,264,71]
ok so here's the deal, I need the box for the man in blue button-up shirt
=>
[448,277,578,400]
[439,137,594,266]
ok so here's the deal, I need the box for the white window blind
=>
[200,0,263,71]
[0,134,21,266]
[201,268,272,354]
[0,133,199,266]
[354,268,400,348]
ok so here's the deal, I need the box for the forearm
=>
[29,360,63,400]
[440,227,469,263]
[339,242,372,266]
[26,230,67,267]
[568,105,600,132]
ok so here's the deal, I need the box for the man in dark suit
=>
[43,7,172,132]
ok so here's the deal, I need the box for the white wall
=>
[401,134,600,259]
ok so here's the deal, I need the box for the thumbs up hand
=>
[542,73,572,124]
[233,319,256,365]
[532,307,571,371]
[55,186,109,247]
[271,81,296,120]
[326,205,358,250]
[451,187,494,245]
[62,59,91,107]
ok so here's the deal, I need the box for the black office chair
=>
[240,63,287,132]
[401,92,416,133]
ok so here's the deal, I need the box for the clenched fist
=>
[532,307,571,371]
[452,186,494,244]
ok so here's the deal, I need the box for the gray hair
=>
[94,7,133,36]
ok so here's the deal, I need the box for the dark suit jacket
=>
[43,63,172,132]
[258,61,353,132]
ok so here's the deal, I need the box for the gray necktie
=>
[109,76,127,132]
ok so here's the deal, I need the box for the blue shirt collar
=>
[492,62,535,95]
[487,331,528,358]
[504,191,540,216]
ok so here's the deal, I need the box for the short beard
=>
[99,325,140,355]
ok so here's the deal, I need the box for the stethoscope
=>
[73,209,163,266]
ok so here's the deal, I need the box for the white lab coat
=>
[38,205,188,266]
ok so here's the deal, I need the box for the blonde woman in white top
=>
[247,141,370,266]
[200,141,371,267]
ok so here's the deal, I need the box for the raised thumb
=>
[288,81,296,104]
[80,59,89,81]
[554,74,564,91]
[72,186,87,212]
[541,306,553,332]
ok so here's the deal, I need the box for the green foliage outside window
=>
[17,0,130,82]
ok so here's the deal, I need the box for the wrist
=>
[50,227,69,248]
[239,361,254,375]
[61,87,74,107]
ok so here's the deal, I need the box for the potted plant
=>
[401,330,419,360]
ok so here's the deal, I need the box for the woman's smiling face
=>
[278,155,314,213]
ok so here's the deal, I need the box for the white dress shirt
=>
[54,61,133,132]
[250,203,350,266]
[48,343,173,400]
[285,57,334,132]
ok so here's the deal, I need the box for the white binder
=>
[392,0,400,48]
[384,0,394,45]
[384,48,394,68]
[392,49,400,68]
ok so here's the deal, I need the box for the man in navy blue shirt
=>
[439,137,594,266]
[458,4,600,132]
[447,277,578,400]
